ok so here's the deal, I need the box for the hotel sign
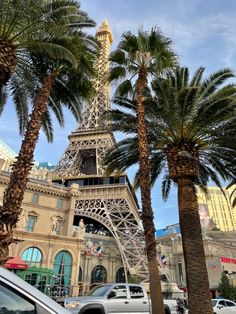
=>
[221,257,236,264]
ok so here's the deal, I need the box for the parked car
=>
[186,299,236,314]
[0,266,70,314]
[58,283,178,314]
[212,299,236,314]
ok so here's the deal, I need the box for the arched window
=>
[22,247,42,266]
[91,265,107,284]
[53,251,72,286]
[116,267,126,283]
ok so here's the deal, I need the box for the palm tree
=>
[0,2,97,258]
[0,0,95,130]
[105,67,236,314]
[0,0,95,88]
[109,28,177,314]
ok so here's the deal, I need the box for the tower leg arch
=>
[74,198,149,282]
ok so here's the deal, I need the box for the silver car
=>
[212,299,236,314]
[0,266,71,314]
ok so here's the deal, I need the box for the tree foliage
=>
[106,67,236,192]
[0,0,96,137]
[218,272,236,300]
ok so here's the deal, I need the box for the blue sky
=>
[1,0,236,229]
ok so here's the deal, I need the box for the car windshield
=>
[87,285,112,297]
[211,300,218,307]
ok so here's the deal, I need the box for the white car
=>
[212,299,236,314]
[186,299,236,314]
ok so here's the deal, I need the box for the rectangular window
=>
[77,179,84,186]
[129,286,144,298]
[25,216,36,232]
[56,198,63,209]
[25,273,37,286]
[119,176,126,184]
[178,262,183,283]
[55,221,62,235]
[31,193,39,204]
[109,285,127,299]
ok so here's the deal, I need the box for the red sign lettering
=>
[221,257,236,264]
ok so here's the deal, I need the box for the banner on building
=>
[207,260,219,269]
[221,257,236,264]
[198,204,211,229]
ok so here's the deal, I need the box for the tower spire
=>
[96,19,113,44]
[78,20,113,130]
[53,21,115,177]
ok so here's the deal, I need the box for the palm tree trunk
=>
[0,39,17,87]
[137,69,165,314]
[177,177,213,314]
[0,72,57,258]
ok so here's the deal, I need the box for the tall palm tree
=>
[0,0,95,88]
[105,67,236,314]
[0,2,97,258]
[109,28,177,314]
[0,0,95,129]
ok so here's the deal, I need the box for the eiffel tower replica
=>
[53,21,169,283]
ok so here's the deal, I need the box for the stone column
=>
[83,256,91,295]
[66,184,79,236]
[47,242,54,268]
[71,243,83,296]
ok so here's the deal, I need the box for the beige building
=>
[197,186,236,232]
[157,228,236,297]
[0,168,125,297]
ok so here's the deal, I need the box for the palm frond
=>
[23,42,78,68]
[114,79,133,97]
[198,68,234,101]
[42,110,54,142]
[190,67,205,86]
[161,175,172,201]
[0,86,8,114]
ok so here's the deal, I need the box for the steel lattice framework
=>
[53,134,114,177]
[75,197,149,281]
[52,21,169,283]
[79,21,112,130]
[53,20,114,177]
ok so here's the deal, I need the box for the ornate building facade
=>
[157,226,236,297]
